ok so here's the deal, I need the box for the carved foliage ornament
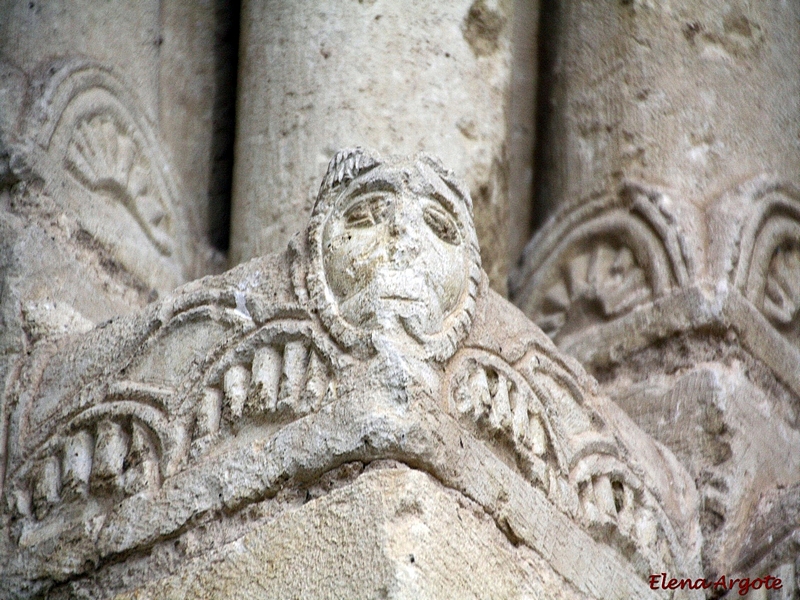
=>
[733,183,800,335]
[510,184,694,340]
[0,149,693,596]
[12,59,189,290]
[65,112,174,256]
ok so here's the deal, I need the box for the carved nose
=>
[386,205,420,266]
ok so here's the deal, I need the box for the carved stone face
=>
[322,164,469,338]
[307,150,481,360]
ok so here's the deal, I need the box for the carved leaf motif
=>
[65,113,173,255]
[571,455,676,577]
[30,457,61,520]
[452,358,551,477]
[763,242,800,325]
[20,415,163,523]
[214,339,333,430]
[537,242,652,337]
[61,431,93,501]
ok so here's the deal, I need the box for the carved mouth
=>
[380,294,422,302]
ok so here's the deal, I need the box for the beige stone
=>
[230,0,518,294]
[0,4,230,466]
[114,467,589,600]
[511,0,800,581]
[529,0,800,220]
[0,149,700,598]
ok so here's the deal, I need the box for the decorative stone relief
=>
[510,183,694,340]
[727,182,800,338]
[65,112,174,257]
[26,59,193,288]
[514,176,800,579]
[0,56,219,434]
[0,149,700,598]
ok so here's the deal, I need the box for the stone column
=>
[0,0,227,353]
[230,0,523,293]
[0,1,233,500]
[507,0,541,264]
[511,0,800,578]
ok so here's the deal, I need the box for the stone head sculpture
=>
[0,146,701,598]
[306,148,482,361]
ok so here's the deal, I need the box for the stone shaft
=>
[230,0,519,293]
[512,0,800,579]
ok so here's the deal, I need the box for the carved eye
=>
[423,204,460,245]
[343,201,374,228]
[343,196,391,228]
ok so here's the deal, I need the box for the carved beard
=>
[305,152,483,362]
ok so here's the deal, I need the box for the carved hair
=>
[306,147,482,361]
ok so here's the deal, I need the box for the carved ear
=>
[319,147,381,195]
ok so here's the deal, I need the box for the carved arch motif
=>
[3,293,344,533]
[186,318,340,456]
[7,386,179,524]
[510,185,694,340]
[445,343,687,578]
[732,183,800,336]
[569,453,686,579]
[21,58,191,290]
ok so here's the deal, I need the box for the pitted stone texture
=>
[0,2,231,374]
[0,150,700,598]
[532,0,800,220]
[231,0,514,294]
[0,1,162,121]
[112,467,586,600]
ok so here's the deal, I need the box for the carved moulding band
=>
[1,357,676,600]
[510,183,695,341]
[0,278,696,597]
[444,344,689,578]
[727,182,800,332]
[16,58,191,292]
[0,146,700,597]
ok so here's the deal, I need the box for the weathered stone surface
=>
[511,0,800,581]
[1,149,700,598]
[0,7,234,492]
[112,466,589,600]
[0,1,229,375]
[230,0,520,294]
[512,185,800,574]
[529,0,800,220]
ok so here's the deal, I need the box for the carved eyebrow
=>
[342,178,399,201]
[429,190,460,219]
